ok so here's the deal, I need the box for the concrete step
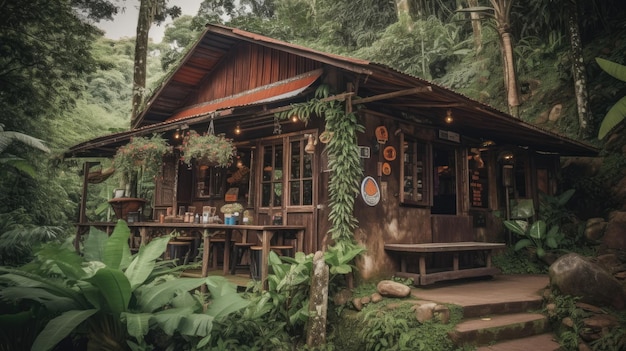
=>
[449,312,551,347]
[475,333,561,351]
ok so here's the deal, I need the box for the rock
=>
[377,280,411,298]
[575,302,605,314]
[548,104,563,122]
[370,292,383,303]
[562,317,575,328]
[352,297,363,311]
[413,302,436,323]
[360,296,371,305]
[546,303,557,317]
[584,218,606,241]
[582,314,618,330]
[602,211,626,250]
[433,304,450,324]
[333,288,353,306]
[595,254,622,274]
[578,342,592,351]
[549,253,626,310]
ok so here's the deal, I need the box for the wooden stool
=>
[249,245,294,280]
[167,241,191,265]
[175,235,200,262]
[230,242,255,274]
[208,237,225,269]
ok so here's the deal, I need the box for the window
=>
[261,143,283,207]
[260,135,315,209]
[289,138,314,206]
[195,166,225,199]
[401,135,430,206]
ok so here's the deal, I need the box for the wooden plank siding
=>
[194,43,322,105]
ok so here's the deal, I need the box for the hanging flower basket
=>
[113,134,172,183]
[180,130,236,168]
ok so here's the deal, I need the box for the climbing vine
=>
[276,85,364,257]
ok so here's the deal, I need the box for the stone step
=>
[449,312,551,347]
[475,333,561,351]
[460,298,543,318]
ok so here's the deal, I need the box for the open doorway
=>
[432,146,457,214]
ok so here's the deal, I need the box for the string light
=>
[235,122,241,135]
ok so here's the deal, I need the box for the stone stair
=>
[447,292,560,350]
[410,275,562,350]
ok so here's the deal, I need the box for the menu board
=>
[469,168,488,208]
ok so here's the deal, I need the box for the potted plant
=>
[114,133,172,184]
[180,130,236,168]
[111,134,172,219]
[220,202,244,224]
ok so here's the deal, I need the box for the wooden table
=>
[127,222,305,288]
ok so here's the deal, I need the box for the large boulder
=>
[602,211,626,251]
[549,253,625,310]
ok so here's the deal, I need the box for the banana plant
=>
[503,219,562,258]
[0,220,249,351]
[0,123,50,178]
[595,57,626,139]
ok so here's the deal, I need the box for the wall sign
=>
[469,168,488,208]
[361,176,381,206]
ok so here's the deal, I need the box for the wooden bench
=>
[384,242,505,286]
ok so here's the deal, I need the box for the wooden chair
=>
[249,243,295,280]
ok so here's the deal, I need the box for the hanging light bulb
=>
[291,115,299,122]
[445,109,454,124]
[234,122,241,135]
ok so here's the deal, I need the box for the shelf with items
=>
[400,134,430,206]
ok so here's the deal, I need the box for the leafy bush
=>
[0,221,249,351]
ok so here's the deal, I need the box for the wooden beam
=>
[353,86,432,104]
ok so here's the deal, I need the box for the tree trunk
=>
[395,0,413,31]
[491,0,520,116]
[467,0,483,53]
[500,30,520,116]
[130,0,155,127]
[567,0,592,138]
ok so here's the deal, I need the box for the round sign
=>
[361,176,381,206]
[383,146,396,161]
[382,162,391,175]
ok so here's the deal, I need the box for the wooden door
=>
[257,133,317,253]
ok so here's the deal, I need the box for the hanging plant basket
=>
[113,134,172,182]
[180,130,236,168]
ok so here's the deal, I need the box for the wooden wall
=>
[192,43,322,104]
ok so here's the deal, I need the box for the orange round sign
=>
[383,146,396,161]
[361,176,380,206]
[382,162,391,175]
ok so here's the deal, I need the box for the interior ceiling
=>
[66,24,597,159]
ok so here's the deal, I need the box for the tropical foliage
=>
[595,57,626,139]
[0,221,249,350]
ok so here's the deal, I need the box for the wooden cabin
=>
[66,24,597,284]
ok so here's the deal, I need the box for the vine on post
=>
[276,85,365,264]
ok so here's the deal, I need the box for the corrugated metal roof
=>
[68,24,597,158]
[166,69,322,121]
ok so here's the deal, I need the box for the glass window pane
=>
[272,183,282,207]
[290,181,300,206]
[261,183,271,207]
[303,153,312,177]
[303,180,312,205]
